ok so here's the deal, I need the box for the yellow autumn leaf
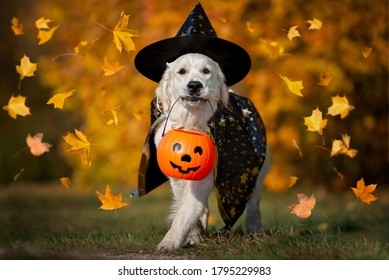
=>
[35,17,52,29]
[306,18,322,30]
[112,12,139,53]
[3,95,31,119]
[96,186,128,210]
[16,55,38,80]
[288,176,299,188]
[38,26,59,45]
[351,178,378,205]
[279,74,304,97]
[60,177,71,189]
[26,133,52,156]
[327,95,354,119]
[47,90,74,109]
[303,107,327,135]
[63,129,91,166]
[330,134,358,158]
[11,17,24,35]
[100,56,124,76]
[287,25,301,41]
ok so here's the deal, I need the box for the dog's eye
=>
[194,146,203,156]
[178,68,186,75]
[203,68,210,74]
[172,143,182,151]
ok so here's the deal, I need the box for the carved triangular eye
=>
[172,143,182,151]
[194,146,203,155]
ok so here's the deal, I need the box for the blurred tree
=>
[0,0,387,191]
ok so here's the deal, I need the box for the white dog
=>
[153,53,269,251]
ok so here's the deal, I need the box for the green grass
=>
[0,183,388,259]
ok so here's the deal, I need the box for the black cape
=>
[137,91,267,229]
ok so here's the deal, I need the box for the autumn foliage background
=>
[0,0,388,195]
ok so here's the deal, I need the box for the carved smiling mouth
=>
[170,161,201,174]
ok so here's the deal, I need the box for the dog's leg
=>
[185,203,209,245]
[157,172,214,251]
[245,146,270,234]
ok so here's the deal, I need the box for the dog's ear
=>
[156,62,172,112]
[217,67,229,106]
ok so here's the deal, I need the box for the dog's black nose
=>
[187,81,203,95]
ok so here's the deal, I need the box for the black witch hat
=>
[135,3,251,86]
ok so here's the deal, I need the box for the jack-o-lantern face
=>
[157,129,216,180]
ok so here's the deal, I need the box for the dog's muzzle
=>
[182,81,207,103]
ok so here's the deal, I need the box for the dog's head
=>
[156,53,229,113]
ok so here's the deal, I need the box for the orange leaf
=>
[288,194,316,218]
[16,55,37,80]
[303,108,327,135]
[362,47,372,59]
[26,133,52,156]
[351,178,378,205]
[288,176,299,188]
[3,95,31,119]
[96,186,128,210]
[318,67,333,87]
[11,17,24,35]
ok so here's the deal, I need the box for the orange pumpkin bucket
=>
[157,129,216,180]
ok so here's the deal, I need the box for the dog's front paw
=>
[156,239,179,252]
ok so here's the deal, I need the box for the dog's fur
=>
[153,53,269,251]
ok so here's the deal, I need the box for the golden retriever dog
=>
[153,53,269,251]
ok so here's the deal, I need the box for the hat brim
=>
[134,36,251,86]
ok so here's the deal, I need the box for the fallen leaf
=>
[38,26,59,45]
[99,56,124,76]
[35,17,52,29]
[11,17,24,35]
[287,25,301,41]
[279,74,304,97]
[47,90,74,109]
[351,178,378,205]
[262,40,285,58]
[63,129,91,166]
[306,18,322,30]
[16,55,37,80]
[288,194,316,218]
[105,108,119,126]
[96,185,128,210]
[318,67,333,86]
[60,177,71,189]
[362,47,372,59]
[304,108,327,135]
[327,95,354,119]
[330,134,358,158]
[288,176,299,188]
[3,95,31,119]
[112,12,139,53]
[26,133,52,156]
